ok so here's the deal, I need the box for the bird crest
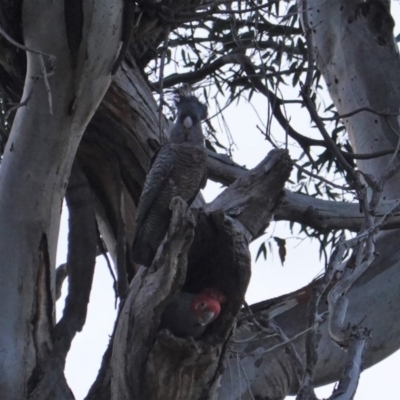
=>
[173,85,208,122]
[174,84,194,100]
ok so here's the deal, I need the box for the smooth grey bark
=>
[217,2,400,399]
[0,1,122,398]
[309,0,400,195]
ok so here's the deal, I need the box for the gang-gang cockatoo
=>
[160,288,227,338]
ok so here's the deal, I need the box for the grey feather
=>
[160,293,207,338]
[132,94,208,267]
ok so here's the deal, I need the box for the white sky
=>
[55,2,400,399]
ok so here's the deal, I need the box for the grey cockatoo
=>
[132,91,208,267]
[160,288,227,338]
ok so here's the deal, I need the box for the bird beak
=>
[183,116,193,129]
[199,311,215,326]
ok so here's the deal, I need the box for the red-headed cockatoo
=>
[160,288,226,338]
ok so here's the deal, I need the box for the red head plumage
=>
[190,288,227,326]
[201,288,227,304]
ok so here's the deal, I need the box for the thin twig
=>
[243,302,277,336]
[257,326,313,355]
[293,161,352,191]
[268,319,304,385]
[96,223,118,306]
[235,354,256,400]
[380,117,400,183]
[321,106,400,121]
[301,86,356,184]
[0,19,56,117]
[0,23,55,116]
[345,201,400,248]
[301,0,314,98]
[39,55,53,115]
[0,22,55,60]
[160,1,272,23]
[158,29,170,143]
[5,89,33,121]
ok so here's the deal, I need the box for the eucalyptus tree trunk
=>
[0,1,122,399]
[0,1,400,400]
[218,1,400,398]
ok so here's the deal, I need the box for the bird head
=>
[190,293,221,326]
[201,288,227,305]
[170,91,207,145]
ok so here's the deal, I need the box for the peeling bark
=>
[111,196,252,400]
[0,1,400,399]
[83,146,290,400]
[206,149,292,240]
[111,198,198,400]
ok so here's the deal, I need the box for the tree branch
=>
[56,162,97,343]
[207,150,400,232]
[28,162,97,400]
[206,148,293,240]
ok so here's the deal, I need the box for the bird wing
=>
[132,144,175,243]
[186,168,207,207]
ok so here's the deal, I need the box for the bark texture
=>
[217,2,400,398]
[0,1,122,398]
[0,1,399,400]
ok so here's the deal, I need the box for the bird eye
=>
[195,301,207,311]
